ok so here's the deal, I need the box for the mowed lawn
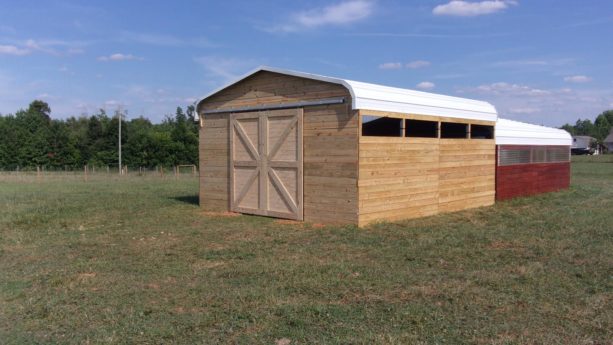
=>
[1,159,611,344]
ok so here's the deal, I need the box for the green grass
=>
[1,162,612,344]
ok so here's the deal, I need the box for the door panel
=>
[230,108,303,220]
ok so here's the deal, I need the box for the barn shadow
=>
[172,195,199,206]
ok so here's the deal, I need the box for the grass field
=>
[1,159,612,344]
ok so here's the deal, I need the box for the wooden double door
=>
[230,108,303,220]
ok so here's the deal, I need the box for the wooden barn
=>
[196,66,500,226]
[495,118,572,200]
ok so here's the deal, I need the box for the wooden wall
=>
[358,136,440,225]
[199,113,229,211]
[303,105,358,224]
[198,71,359,223]
[438,139,496,213]
[496,162,570,200]
[357,111,496,226]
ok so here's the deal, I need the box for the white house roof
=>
[495,118,572,146]
[197,66,498,122]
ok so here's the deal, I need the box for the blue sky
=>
[0,0,612,126]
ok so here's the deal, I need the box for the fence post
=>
[84,165,88,181]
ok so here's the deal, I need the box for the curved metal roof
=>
[197,66,498,122]
[495,118,572,146]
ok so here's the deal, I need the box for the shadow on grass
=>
[171,195,199,206]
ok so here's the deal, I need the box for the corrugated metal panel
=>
[548,147,570,162]
[496,118,572,146]
[498,146,570,166]
[499,148,531,165]
[197,66,499,123]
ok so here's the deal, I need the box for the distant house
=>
[604,129,613,152]
[571,135,595,155]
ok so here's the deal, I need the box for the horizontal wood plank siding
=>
[357,111,496,226]
[438,139,496,213]
[199,71,357,223]
[303,105,358,224]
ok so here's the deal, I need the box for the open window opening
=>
[405,119,438,138]
[362,115,403,137]
[471,124,494,139]
[440,122,468,139]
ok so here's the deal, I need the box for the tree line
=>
[0,100,199,170]
[560,110,613,143]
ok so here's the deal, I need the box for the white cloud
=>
[433,0,517,17]
[37,93,57,100]
[0,44,30,56]
[508,107,539,114]
[564,75,592,83]
[474,82,550,96]
[0,39,87,56]
[269,0,374,32]
[194,56,258,83]
[104,100,125,108]
[458,81,613,126]
[416,81,435,90]
[98,53,144,62]
[406,60,431,69]
[379,62,403,70]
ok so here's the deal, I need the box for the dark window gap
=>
[405,119,438,138]
[471,124,494,139]
[440,122,468,139]
[362,116,403,137]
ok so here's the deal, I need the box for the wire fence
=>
[0,165,199,182]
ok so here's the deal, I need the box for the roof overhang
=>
[495,118,572,146]
[196,66,498,123]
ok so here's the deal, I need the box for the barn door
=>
[230,108,303,220]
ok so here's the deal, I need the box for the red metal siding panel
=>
[495,162,570,200]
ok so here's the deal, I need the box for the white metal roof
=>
[197,66,498,122]
[495,118,572,146]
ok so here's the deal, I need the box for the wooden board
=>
[230,109,303,220]
[303,105,359,224]
[199,114,229,211]
[357,111,496,226]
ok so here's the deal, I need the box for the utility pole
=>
[117,106,122,175]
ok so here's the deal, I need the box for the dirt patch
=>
[276,338,291,345]
[77,272,97,279]
[145,283,161,290]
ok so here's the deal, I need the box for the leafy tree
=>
[0,100,201,169]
